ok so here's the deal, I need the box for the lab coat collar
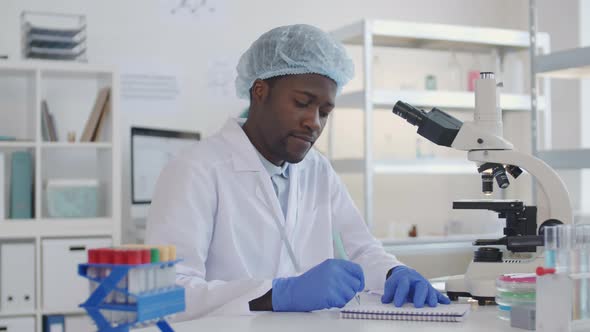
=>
[221,117,295,174]
[256,149,290,179]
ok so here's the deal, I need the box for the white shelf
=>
[0,311,36,318]
[0,218,114,238]
[41,142,112,149]
[331,158,477,174]
[337,89,543,111]
[0,60,113,75]
[537,148,590,169]
[535,46,590,78]
[0,141,36,148]
[331,19,549,53]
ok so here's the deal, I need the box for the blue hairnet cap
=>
[235,24,355,99]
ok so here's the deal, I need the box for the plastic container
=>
[495,274,536,321]
[46,179,99,217]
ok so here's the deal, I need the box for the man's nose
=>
[302,107,321,133]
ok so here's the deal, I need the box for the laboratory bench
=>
[140,305,524,332]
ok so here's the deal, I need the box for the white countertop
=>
[141,305,523,332]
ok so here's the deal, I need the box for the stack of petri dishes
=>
[495,274,536,320]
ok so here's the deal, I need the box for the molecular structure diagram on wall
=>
[170,0,216,15]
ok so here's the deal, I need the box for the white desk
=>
[142,306,524,332]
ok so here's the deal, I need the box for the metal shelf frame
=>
[329,19,550,228]
[530,0,589,201]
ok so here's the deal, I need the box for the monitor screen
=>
[131,127,200,204]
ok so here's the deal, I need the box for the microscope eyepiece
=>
[392,101,427,127]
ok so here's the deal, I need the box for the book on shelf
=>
[93,92,112,142]
[80,87,110,142]
[41,100,58,142]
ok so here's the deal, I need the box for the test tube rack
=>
[78,260,185,332]
[536,270,590,331]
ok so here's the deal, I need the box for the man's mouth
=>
[290,134,315,144]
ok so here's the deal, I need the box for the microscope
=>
[392,72,573,304]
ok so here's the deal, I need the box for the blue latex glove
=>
[272,259,365,312]
[382,266,451,308]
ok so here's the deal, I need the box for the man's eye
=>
[320,111,329,118]
[295,100,309,108]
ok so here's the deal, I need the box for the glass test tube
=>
[556,225,574,273]
[167,245,177,289]
[157,246,170,291]
[97,248,114,324]
[578,225,590,320]
[87,249,99,294]
[544,225,558,268]
[149,248,160,293]
[127,250,142,325]
[113,249,128,325]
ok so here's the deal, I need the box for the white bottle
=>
[447,50,464,91]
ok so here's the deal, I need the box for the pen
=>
[356,293,361,305]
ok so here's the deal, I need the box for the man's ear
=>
[251,79,270,105]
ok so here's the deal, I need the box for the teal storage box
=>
[46,179,99,218]
[10,151,33,219]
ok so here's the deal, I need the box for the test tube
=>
[544,225,558,268]
[127,249,142,325]
[87,249,100,294]
[578,225,590,320]
[167,245,177,289]
[149,248,160,293]
[556,225,574,273]
[113,249,128,325]
[157,246,170,291]
[97,248,114,324]
[140,249,150,294]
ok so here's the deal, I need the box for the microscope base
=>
[445,254,544,305]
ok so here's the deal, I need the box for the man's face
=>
[254,74,337,164]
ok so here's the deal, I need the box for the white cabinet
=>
[42,238,111,312]
[0,242,35,313]
[0,317,35,332]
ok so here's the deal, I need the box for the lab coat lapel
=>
[221,118,286,225]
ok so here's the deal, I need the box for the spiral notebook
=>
[340,293,470,322]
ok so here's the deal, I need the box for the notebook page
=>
[341,292,471,317]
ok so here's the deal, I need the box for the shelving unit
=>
[535,46,590,79]
[529,1,589,207]
[337,89,545,111]
[329,19,550,228]
[0,60,121,332]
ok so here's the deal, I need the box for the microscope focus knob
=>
[473,247,503,262]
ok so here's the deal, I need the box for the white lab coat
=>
[146,118,402,321]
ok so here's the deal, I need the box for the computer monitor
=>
[131,127,200,204]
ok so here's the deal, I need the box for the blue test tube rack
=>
[78,260,186,332]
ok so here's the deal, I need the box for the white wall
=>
[1,0,559,241]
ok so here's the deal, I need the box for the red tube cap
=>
[140,249,151,264]
[127,250,142,265]
[88,249,99,264]
[536,266,556,276]
[97,248,114,264]
[113,249,126,265]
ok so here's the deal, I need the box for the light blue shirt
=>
[256,151,290,220]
